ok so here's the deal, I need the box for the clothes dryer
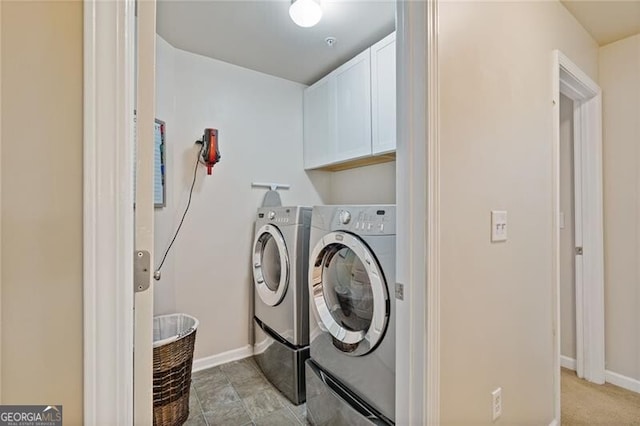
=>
[252,206,311,405]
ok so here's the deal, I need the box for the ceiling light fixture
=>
[289,0,322,28]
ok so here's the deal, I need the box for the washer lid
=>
[309,231,389,356]
[253,224,290,306]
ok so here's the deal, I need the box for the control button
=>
[268,211,276,220]
[367,223,372,231]
[339,210,351,225]
[379,224,384,232]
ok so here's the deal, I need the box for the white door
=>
[334,49,372,163]
[559,94,580,371]
[134,0,156,424]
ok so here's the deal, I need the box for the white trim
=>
[83,0,136,424]
[561,355,577,371]
[552,50,605,425]
[605,370,640,394]
[134,1,157,424]
[549,420,559,426]
[552,50,562,425]
[192,346,254,373]
[425,1,440,423]
[560,356,640,394]
[396,0,438,424]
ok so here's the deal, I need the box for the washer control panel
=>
[333,207,395,235]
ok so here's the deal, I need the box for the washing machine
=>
[306,205,396,425]
[252,206,311,405]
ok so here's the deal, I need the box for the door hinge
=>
[575,246,583,255]
[134,250,151,292]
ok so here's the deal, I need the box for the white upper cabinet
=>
[303,74,335,169]
[334,49,372,163]
[303,31,396,170]
[371,32,396,155]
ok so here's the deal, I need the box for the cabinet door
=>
[371,32,396,155]
[334,49,372,163]
[303,75,336,169]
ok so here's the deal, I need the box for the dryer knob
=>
[339,210,351,225]
[268,211,276,220]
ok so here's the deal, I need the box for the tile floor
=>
[186,357,310,426]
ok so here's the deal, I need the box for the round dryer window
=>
[253,224,289,306]
[309,231,389,356]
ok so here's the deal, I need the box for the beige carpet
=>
[562,368,640,425]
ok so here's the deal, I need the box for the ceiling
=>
[157,1,395,85]
[561,0,640,46]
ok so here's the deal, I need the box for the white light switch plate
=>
[491,210,508,242]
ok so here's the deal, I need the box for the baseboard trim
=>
[560,356,640,394]
[605,369,640,394]
[192,345,253,373]
[561,355,577,371]
[549,419,559,426]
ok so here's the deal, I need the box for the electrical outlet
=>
[492,387,502,421]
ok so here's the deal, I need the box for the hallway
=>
[562,368,640,425]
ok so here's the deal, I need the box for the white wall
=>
[154,36,329,359]
[438,1,598,423]
[329,161,395,205]
[559,94,576,360]
[1,1,83,422]
[599,33,640,382]
[154,36,394,361]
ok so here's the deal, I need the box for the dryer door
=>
[253,224,290,306]
[309,231,389,356]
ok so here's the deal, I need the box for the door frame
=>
[552,50,605,422]
[134,0,157,424]
[83,0,136,423]
[396,1,440,424]
[83,0,439,423]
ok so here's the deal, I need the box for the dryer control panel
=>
[256,206,311,226]
[332,206,396,235]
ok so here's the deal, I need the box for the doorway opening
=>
[553,49,605,422]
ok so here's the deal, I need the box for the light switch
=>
[559,212,565,229]
[491,210,508,242]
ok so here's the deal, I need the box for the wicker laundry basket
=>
[153,314,199,426]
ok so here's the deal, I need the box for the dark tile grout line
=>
[189,382,207,425]
[231,360,260,426]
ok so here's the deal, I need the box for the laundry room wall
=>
[154,36,332,361]
[328,161,396,205]
[599,33,640,384]
[438,1,598,423]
